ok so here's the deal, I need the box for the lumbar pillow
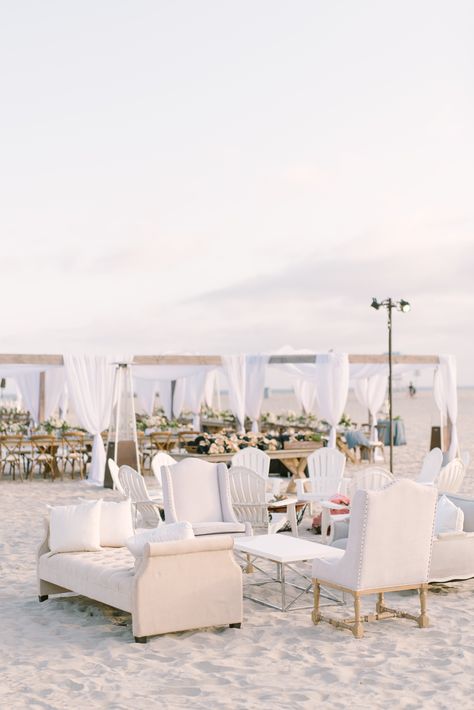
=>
[100,500,134,547]
[125,522,194,558]
[49,500,102,553]
[434,495,464,535]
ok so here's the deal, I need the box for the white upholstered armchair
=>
[162,458,251,536]
[312,479,438,638]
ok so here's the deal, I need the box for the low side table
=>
[234,534,343,612]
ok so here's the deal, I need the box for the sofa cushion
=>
[435,495,464,534]
[100,500,134,547]
[49,500,102,553]
[39,547,135,612]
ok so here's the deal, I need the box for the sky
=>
[1,1,473,383]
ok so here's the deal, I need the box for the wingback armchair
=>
[162,458,251,536]
[312,479,437,638]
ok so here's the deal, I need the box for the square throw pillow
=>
[434,495,464,535]
[125,521,194,558]
[49,500,102,553]
[100,500,134,547]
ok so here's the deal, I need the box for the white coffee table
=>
[234,534,343,612]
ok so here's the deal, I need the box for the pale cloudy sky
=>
[1,1,473,381]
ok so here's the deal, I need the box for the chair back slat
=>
[231,447,270,478]
[307,448,346,496]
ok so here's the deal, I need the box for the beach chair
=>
[436,458,465,494]
[321,467,395,544]
[151,452,176,488]
[161,458,251,536]
[231,447,270,478]
[416,448,443,485]
[118,465,163,528]
[312,479,437,638]
[107,458,125,495]
[295,448,346,514]
[229,466,290,535]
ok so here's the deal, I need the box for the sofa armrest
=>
[38,518,50,558]
[145,535,234,558]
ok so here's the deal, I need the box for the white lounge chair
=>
[416,448,443,485]
[229,466,293,535]
[151,452,176,488]
[312,479,438,638]
[321,467,395,544]
[162,458,251,536]
[231,447,270,478]
[118,465,163,528]
[295,448,346,515]
[436,458,465,494]
[107,458,125,495]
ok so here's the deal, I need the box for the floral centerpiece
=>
[185,430,281,455]
[38,417,70,434]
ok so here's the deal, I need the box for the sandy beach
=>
[1,390,474,709]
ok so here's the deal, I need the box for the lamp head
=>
[399,299,411,313]
[371,298,380,310]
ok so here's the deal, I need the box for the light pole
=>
[371,298,411,473]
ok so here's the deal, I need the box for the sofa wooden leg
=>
[312,581,321,625]
[229,622,241,628]
[38,595,48,602]
[134,636,148,644]
[418,585,429,628]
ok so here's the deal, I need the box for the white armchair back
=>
[162,458,236,525]
[347,467,394,499]
[339,479,437,590]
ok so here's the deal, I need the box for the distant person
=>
[408,381,416,398]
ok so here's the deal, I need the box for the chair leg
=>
[38,595,48,602]
[312,581,321,624]
[376,592,385,614]
[134,636,147,643]
[353,593,364,638]
[229,622,241,628]
[418,585,429,628]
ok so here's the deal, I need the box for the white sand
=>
[1,391,474,709]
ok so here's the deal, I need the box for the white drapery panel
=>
[14,372,40,423]
[204,370,217,408]
[440,355,459,460]
[64,355,117,485]
[173,370,210,429]
[294,379,318,414]
[313,353,349,447]
[353,374,387,439]
[222,355,246,432]
[245,354,269,432]
[44,368,67,420]
[133,378,157,416]
[156,381,173,419]
[433,366,446,447]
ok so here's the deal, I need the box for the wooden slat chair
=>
[0,435,25,481]
[61,431,87,479]
[312,479,438,638]
[28,435,59,480]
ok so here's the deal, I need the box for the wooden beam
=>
[0,354,64,366]
[0,353,440,367]
[38,372,46,421]
[132,355,223,366]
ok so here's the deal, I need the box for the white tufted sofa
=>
[37,520,243,643]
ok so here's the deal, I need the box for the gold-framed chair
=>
[61,431,87,479]
[312,479,437,638]
[0,434,25,481]
[29,435,60,480]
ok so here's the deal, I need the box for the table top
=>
[172,448,317,463]
[234,534,341,563]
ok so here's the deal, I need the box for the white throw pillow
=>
[435,495,464,535]
[125,522,194,558]
[49,500,102,553]
[100,500,134,547]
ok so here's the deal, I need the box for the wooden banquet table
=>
[173,448,317,494]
